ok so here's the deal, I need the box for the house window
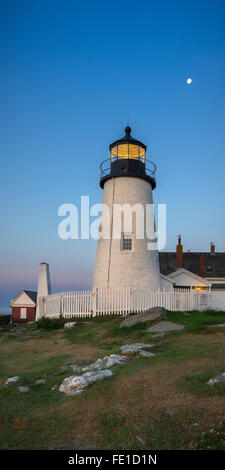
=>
[121,233,132,251]
[20,308,27,319]
[206,265,213,272]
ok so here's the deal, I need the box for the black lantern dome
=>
[100,127,156,189]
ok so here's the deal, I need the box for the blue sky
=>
[0,0,225,310]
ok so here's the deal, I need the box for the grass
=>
[167,310,225,333]
[0,309,225,449]
[178,369,225,397]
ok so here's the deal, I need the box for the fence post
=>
[60,293,63,316]
[190,289,193,311]
[128,287,132,314]
[92,288,97,317]
[208,288,211,309]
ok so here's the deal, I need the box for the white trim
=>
[206,278,225,282]
[160,273,175,284]
[10,290,36,307]
[167,268,211,287]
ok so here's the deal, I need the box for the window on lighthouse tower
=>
[121,233,132,251]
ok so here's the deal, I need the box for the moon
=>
[187,78,192,85]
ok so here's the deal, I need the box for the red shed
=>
[10,290,37,324]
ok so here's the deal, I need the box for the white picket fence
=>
[41,287,210,319]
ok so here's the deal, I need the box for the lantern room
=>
[100,126,156,189]
[110,126,146,163]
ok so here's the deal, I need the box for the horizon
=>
[1,244,225,314]
[1,0,225,310]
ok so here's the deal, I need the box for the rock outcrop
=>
[120,307,166,328]
[4,376,20,386]
[139,350,156,357]
[120,343,154,353]
[68,354,127,373]
[207,372,225,385]
[59,370,112,396]
[146,321,184,333]
[64,322,77,329]
[59,349,156,397]
[18,386,30,393]
[35,379,46,385]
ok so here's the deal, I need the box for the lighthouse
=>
[93,126,161,290]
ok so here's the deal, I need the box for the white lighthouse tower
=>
[93,126,161,290]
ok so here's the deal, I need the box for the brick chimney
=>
[200,254,206,278]
[210,242,215,255]
[176,234,183,268]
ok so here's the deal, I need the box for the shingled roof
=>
[23,291,37,303]
[159,252,225,278]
